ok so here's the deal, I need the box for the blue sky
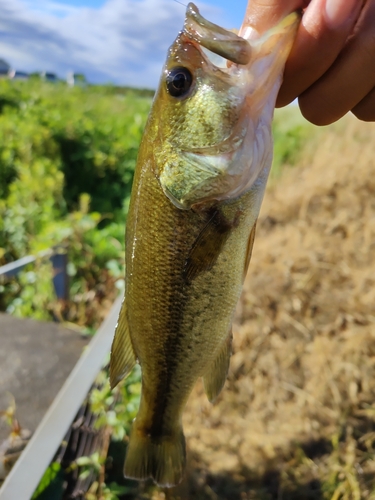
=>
[57,0,105,6]
[54,0,246,24]
[0,0,248,87]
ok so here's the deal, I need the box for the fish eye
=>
[166,67,193,98]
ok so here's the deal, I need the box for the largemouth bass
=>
[110,2,299,487]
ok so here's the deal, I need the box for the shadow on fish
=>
[110,1,299,488]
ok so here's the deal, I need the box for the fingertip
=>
[324,0,364,30]
[351,108,375,123]
[352,87,375,122]
[275,95,295,108]
[277,0,363,110]
[298,95,341,126]
[276,83,297,108]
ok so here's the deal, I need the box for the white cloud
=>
[0,0,223,87]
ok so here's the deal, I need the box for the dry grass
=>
[135,112,375,500]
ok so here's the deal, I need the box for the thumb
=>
[242,0,308,31]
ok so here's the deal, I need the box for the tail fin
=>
[124,420,186,487]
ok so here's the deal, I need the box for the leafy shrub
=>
[0,80,151,325]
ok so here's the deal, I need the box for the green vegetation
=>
[0,80,152,327]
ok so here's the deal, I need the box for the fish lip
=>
[184,2,251,66]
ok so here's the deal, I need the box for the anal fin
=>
[203,331,232,403]
[110,298,137,389]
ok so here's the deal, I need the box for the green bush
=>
[0,80,151,325]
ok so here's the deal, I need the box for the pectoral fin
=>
[203,331,232,403]
[110,298,137,389]
[184,208,235,282]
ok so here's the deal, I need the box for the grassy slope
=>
[138,109,375,500]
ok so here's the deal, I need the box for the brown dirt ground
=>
[135,113,375,500]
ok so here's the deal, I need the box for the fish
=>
[110,2,299,488]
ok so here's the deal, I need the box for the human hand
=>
[244,0,375,125]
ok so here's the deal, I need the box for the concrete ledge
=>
[0,313,89,440]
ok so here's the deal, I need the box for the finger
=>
[298,0,375,125]
[242,0,306,32]
[277,0,364,107]
[352,86,375,122]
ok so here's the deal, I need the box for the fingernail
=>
[325,0,361,29]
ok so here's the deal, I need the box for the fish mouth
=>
[184,3,251,66]
[181,4,300,113]
[184,4,300,73]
